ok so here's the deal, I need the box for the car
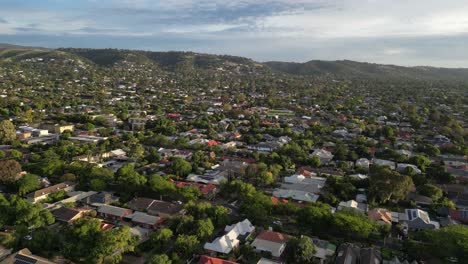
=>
[23,235,32,240]
[273,220,282,226]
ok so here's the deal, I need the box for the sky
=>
[1,0,468,67]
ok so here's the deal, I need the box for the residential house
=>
[311,149,334,164]
[397,164,421,174]
[367,208,393,225]
[41,123,74,134]
[97,205,133,221]
[52,207,87,224]
[125,211,162,229]
[335,243,381,264]
[401,209,439,230]
[251,230,290,258]
[198,255,239,264]
[26,182,76,203]
[337,200,367,213]
[355,158,370,169]
[406,192,433,206]
[148,200,184,218]
[173,181,218,199]
[204,219,255,255]
[373,159,396,170]
[449,209,468,224]
[313,238,337,263]
[1,248,55,264]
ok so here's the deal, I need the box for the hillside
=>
[1,44,468,81]
[264,60,468,81]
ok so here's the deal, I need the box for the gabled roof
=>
[27,181,75,199]
[97,205,133,217]
[204,219,254,254]
[199,255,239,264]
[255,230,289,244]
[52,207,82,222]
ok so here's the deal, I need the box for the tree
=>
[0,160,22,184]
[0,120,15,144]
[418,184,443,200]
[9,149,22,160]
[150,228,173,250]
[369,166,413,203]
[332,209,378,239]
[170,157,192,177]
[417,225,468,259]
[174,234,200,257]
[62,218,136,263]
[149,175,176,198]
[149,254,172,264]
[89,178,107,191]
[195,218,214,239]
[17,174,39,196]
[297,203,332,234]
[115,164,147,187]
[410,155,431,172]
[287,236,317,264]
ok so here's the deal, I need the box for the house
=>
[198,255,239,264]
[272,189,319,203]
[26,182,76,203]
[397,164,421,174]
[41,123,74,134]
[127,197,158,211]
[125,211,162,229]
[313,238,336,263]
[81,192,114,205]
[368,208,393,225]
[335,243,381,264]
[52,207,86,224]
[337,200,367,213]
[401,209,439,230]
[1,248,55,264]
[449,209,468,223]
[355,158,370,168]
[373,159,396,170]
[257,258,281,264]
[97,205,133,221]
[311,149,334,164]
[406,192,433,206]
[147,200,184,218]
[247,142,281,153]
[173,181,218,199]
[251,231,290,258]
[204,219,255,254]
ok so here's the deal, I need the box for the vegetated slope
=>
[264,60,468,81]
[1,44,468,81]
[60,48,262,72]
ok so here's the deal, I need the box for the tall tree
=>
[0,160,22,184]
[0,120,15,144]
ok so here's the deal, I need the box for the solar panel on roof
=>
[15,254,37,263]
[14,260,32,264]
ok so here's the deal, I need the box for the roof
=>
[127,212,160,225]
[204,219,254,254]
[272,189,319,202]
[27,182,75,199]
[52,207,82,222]
[368,208,393,224]
[147,200,183,216]
[127,197,156,211]
[406,209,430,224]
[3,248,55,264]
[97,205,133,217]
[255,230,289,244]
[198,255,239,264]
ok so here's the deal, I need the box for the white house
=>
[251,230,290,258]
[204,219,254,254]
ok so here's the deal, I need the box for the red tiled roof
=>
[271,196,288,205]
[173,181,217,195]
[199,256,239,264]
[256,230,290,243]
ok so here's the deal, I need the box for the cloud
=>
[0,18,7,23]
[0,0,468,67]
